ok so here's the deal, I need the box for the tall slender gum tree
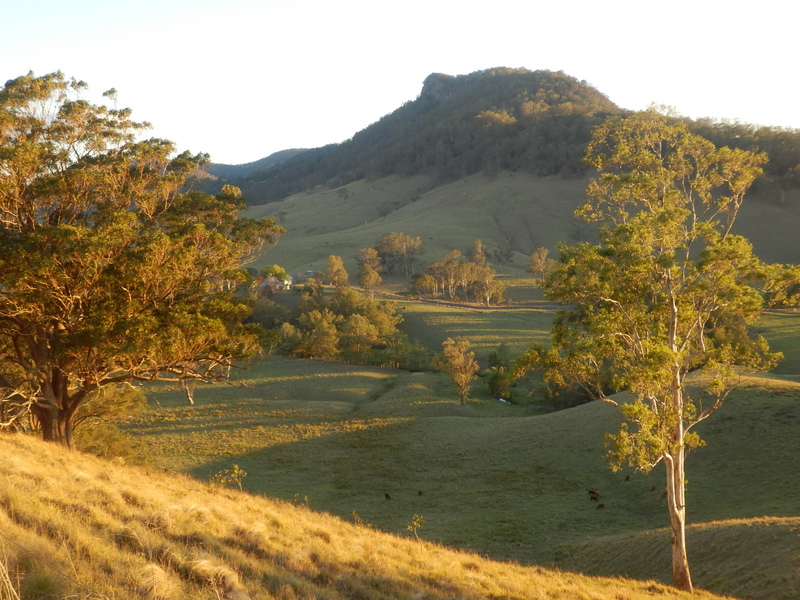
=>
[539,109,780,591]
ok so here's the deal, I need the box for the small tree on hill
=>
[527,247,557,284]
[469,239,489,266]
[493,241,515,266]
[437,338,479,405]
[327,255,350,288]
[538,109,781,592]
[0,72,284,449]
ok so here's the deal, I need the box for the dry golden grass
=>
[0,433,730,600]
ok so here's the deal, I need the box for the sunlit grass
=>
[106,293,800,599]
[398,301,553,361]
[0,433,724,600]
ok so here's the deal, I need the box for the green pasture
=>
[244,172,800,279]
[397,300,553,362]
[119,298,800,598]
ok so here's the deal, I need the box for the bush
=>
[483,367,513,399]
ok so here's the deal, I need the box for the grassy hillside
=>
[245,173,800,279]
[114,298,800,600]
[0,433,725,600]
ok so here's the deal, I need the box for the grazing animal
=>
[662,490,668,498]
[650,485,657,492]
[588,490,601,502]
[596,503,605,509]
[384,493,391,500]
[624,475,630,481]
[418,490,423,496]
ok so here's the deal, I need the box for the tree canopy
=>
[0,72,283,448]
[535,109,781,591]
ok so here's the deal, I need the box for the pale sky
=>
[3,0,798,165]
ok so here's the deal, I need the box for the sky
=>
[3,0,798,165]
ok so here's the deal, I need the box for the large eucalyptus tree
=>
[0,72,283,448]
[539,109,780,591]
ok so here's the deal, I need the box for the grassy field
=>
[243,172,800,277]
[0,434,728,600]
[112,299,800,600]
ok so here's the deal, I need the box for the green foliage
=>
[528,247,557,283]
[72,384,148,460]
[326,255,350,288]
[425,249,505,305]
[357,247,383,296]
[283,287,427,367]
[225,68,624,204]
[543,108,783,591]
[487,343,512,370]
[0,72,284,448]
[483,367,514,399]
[261,264,290,280]
[374,232,423,278]
[493,241,515,266]
[436,337,479,405]
[211,464,247,491]
[406,514,425,540]
[248,298,290,329]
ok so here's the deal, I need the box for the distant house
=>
[250,275,291,295]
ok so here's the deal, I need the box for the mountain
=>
[218,68,624,204]
[213,67,800,209]
[208,148,307,179]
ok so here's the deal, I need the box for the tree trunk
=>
[181,378,196,405]
[665,449,693,592]
[31,402,75,450]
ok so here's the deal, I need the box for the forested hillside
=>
[209,67,800,208]
[213,68,622,203]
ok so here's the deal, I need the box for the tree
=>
[427,250,463,300]
[413,273,438,298]
[0,72,284,448]
[527,247,557,284]
[297,309,341,360]
[493,241,515,266]
[356,247,382,271]
[261,264,289,281]
[539,109,780,591]
[356,247,382,297]
[326,255,350,288]
[375,232,422,278]
[437,338,479,405]
[339,314,380,364]
[468,239,488,266]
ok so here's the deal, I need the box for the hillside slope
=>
[244,173,800,276]
[0,433,724,600]
[116,345,800,599]
[217,68,623,204]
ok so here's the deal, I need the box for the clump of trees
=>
[374,232,423,278]
[483,343,514,399]
[527,247,557,284]
[278,286,428,369]
[0,72,283,449]
[356,248,383,297]
[326,255,350,288]
[417,244,506,305]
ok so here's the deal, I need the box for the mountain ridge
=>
[210,67,800,209]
